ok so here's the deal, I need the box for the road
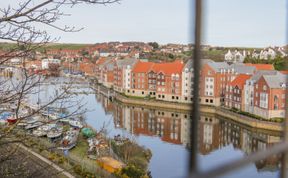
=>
[18,144,75,178]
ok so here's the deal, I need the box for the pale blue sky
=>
[0,0,287,47]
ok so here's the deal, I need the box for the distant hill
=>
[0,42,92,51]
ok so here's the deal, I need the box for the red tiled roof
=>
[230,74,251,89]
[132,60,184,74]
[244,63,274,70]
[152,60,184,75]
[280,70,288,74]
[95,57,107,65]
[132,61,154,73]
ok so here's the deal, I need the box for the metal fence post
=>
[189,0,202,176]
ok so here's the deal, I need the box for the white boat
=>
[60,117,70,123]
[47,127,63,138]
[25,121,42,130]
[26,116,41,124]
[32,129,47,137]
[58,129,79,150]
[48,113,59,120]
[32,123,57,137]
[69,120,83,129]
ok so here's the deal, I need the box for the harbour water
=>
[32,78,281,178]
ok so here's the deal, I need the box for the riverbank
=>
[112,92,282,132]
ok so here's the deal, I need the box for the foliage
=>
[244,55,288,71]
[147,42,159,49]
[114,165,147,178]
[111,140,152,172]
[73,165,99,178]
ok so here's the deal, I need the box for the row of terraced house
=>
[94,57,287,120]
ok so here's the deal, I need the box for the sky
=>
[0,0,287,47]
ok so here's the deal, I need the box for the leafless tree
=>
[0,0,120,177]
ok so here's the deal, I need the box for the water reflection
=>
[95,92,281,175]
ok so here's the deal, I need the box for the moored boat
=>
[69,120,83,129]
[47,126,63,138]
[7,115,17,124]
[32,129,47,137]
[58,129,79,150]
[26,116,41,124]
[25,121,42,130]
[32,123,57,137]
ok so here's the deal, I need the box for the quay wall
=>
[114,93,282,132]
[92,82,283,132]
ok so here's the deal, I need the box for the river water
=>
[31,78,281,178]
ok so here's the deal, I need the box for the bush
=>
[116,165,146,178]
[73,164,98,178]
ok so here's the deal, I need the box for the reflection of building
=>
[96,91,281,172]
[198,116,220,155]
[99,95,190,145]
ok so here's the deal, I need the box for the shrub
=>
[120,165,146,178]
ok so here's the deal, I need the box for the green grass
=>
[44,43,92,50]
[229,107,283,123]
[69,134,89,157]
[0,42,92,52]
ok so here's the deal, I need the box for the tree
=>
[0,0,119,177]
[148,42,159,49]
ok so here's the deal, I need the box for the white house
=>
[41,58,61,69]
[181,60,193,103]
[224,50,245,63]
[259,48,276,60]
[10,58,22,65]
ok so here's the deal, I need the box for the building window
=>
[162,95,165,98]
[142,91,144,95]
[210,99,213,103]
[176,96,179,100]
[205,99,209,103]
[132,90,135,93]
[185,97,188,101]
[172,96,175,99]
[127,90,130,93]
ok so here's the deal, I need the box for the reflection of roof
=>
[231,74,251,89]
[245,63,274,70]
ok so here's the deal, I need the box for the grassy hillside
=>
[0,42,92,51]
[44,43,92,50]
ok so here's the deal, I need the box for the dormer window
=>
[175,74,179,80]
